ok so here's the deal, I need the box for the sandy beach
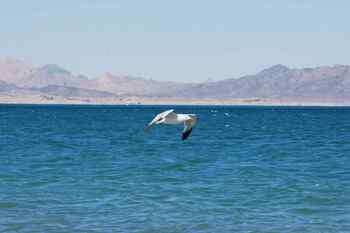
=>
[0,94,349,106]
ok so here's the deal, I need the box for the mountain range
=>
[1,57,350,103]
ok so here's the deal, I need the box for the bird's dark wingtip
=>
[181,128,193,140]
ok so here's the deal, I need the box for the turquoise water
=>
[1,105,350,232]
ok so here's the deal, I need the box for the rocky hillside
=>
[0,58,192,98]
[1,57,350,100]
[0,80,19,92]
[81,73,193,97]
[182,64,350,100]
[0,58,32,83]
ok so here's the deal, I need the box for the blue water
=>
[1,105,350,233]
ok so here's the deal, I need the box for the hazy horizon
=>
[1,0,350,82]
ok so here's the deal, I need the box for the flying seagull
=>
[145,109,197,140]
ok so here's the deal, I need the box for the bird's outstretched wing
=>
[158,109,175,118]
[182,115,197,140]
[145,109,175,131]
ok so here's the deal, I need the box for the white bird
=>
[145,109,197,140]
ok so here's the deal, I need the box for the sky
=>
[1,0,349,82]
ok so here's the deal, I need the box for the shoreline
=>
[1,95,350,107]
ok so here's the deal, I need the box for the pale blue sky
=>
[1,0,349,82]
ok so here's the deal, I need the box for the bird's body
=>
[145,109,197,140]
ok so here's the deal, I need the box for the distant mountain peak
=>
[1,57,20,63]
[260,64,289,74]
[103,72,144,81]
[0,57,30,70]
[39,64,71,76]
